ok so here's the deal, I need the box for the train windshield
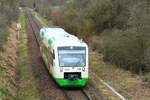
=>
[58,47,86,67]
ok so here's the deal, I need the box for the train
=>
[39,28,89,87]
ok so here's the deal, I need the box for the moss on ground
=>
[0,85,16,100]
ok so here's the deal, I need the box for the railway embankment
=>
[0,22,18,99]
[89,50,150,100]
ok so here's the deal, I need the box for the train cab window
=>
[58,47,86,67]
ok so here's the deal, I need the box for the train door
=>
[49,49,55,75]
[40,42,47,65]
[48,47,51,73]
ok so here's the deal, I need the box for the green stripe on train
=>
[54,78,88,87]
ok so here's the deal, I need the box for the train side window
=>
[50,52,53,66]
[53,49,55,59]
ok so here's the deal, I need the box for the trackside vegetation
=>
[17,13,40,100]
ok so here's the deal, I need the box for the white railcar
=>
[39,28,88,87]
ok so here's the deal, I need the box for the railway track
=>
[62,88,93,100]
[25,9,41,44]
[81,88,93,100]
[25,10,94,100]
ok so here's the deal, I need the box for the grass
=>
[32,9,53,26]
[17,13,40,100]
[0,85,16,100]
[0,66,4,76]
[89,50,150,100]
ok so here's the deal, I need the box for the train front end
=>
[53,44,88,87]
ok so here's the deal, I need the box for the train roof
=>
[40,28,87,47]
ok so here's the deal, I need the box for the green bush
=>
[102,1,150,73]
[102,29,145,73]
